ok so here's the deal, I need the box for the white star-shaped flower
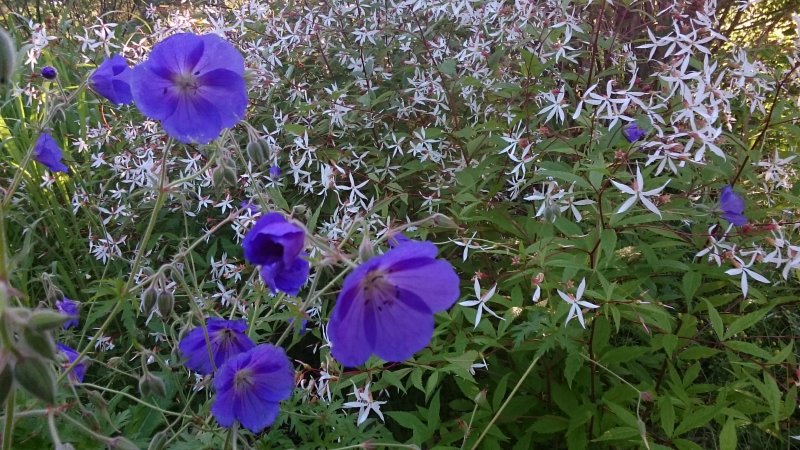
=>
[459,278,504,329]
[557,278,599,329]
[342,382,387,426]
[725,255,769,298]
[610,166,670,217]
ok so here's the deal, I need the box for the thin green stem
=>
[59,412,112,444]
[77,383,189,418]
[58,140,173,383]
[47,410,62,448]
[469,353,542,450]
[1,389,14,450]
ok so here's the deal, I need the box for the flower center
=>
[234,368,254,392]
[173,72,200,95]
[361,270,397,311]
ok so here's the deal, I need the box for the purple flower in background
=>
[240,200,259,214]
[89,54,133,105]
[57,343,86,383]
[33,132,68,173]
[242,213,309,295]
[720,186,748,226]
[178,318,255,375]
[269,165,281,178]
[622,123,646,142]
[55,297,79,329]
[41,66,57,80]
[211,344,294,434]
[328,240,460,366]
[130,33,247,144]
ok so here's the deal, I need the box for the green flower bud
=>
[245,138,270,166]
[147,431,168,450]
[0,27,17,84]
[138,372,167,398]
[14,357,56,404]
[29,310,72,331]
[156,290,174,317]
[141,286,158,313]
[21,327,57,360]
[107,436,140,450]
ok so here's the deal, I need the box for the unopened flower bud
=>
[107,436,140,450]
[141,286,158,313]
[139,372,167,398]
[41,66,57,79]
[245,138,270,166]
[0,27,16,84]
[14,357,57,404]
[156,290,174,317]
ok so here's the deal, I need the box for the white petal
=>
[557,289,573,304]
[745,268,770,284]
[639,195,662,217]
[635,166,644,190]
[610,179,635,195]
[576,278,586,300]
[741,272,749,298]
[484,283,498,300]
[616,194,638,214]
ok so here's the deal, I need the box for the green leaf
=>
[530,415,568,434]
[719,417,737,450]
[704,300,725,341]
[674,405,721,436]
[682,272,701,304]
[724,306,773,340]
[563,351,583,388]
[658,396,675,437]
[592,426,640,442]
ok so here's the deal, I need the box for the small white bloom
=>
[342,382,386,426]
[459,278,504,329]
[557,278,600,329]
[611,166,669,217]
[725,256,769,298]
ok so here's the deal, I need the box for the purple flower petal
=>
[55,297,79,329]
[720,186,748,226]
[328,239,460,366]
[57,343,86,383]
[33,132,68,173]
[130,33,247,144]
[178,318,255,375]
[89,55,133,105]
[212,344,293,434]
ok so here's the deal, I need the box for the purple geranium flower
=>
[41,66,57,80]
[720,186,748,226]
[178,318,255,375]
[328,240,460,366]
[89,54,133,105]
[55,297,79,329]
[211,344,294,434]
[57,343,86,383]
[33,132,68,173]
[242,213,309,295]
[130,33,248,144]
[622,123,646,142]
